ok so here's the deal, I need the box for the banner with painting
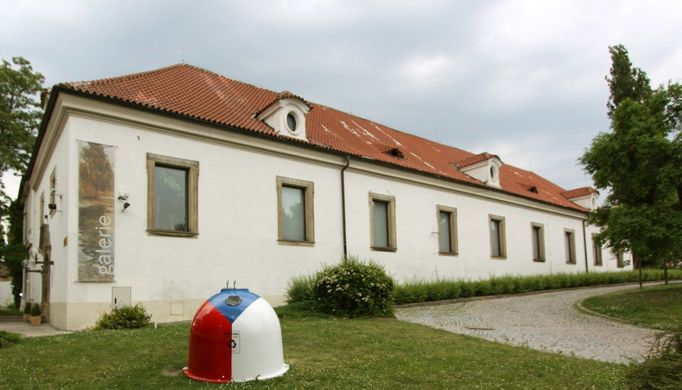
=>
[78,141,115,282]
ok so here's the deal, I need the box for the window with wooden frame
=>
[369,193,396,251]
[276,176,314,245]
[49,168,57,216]
[147,153,199,237]
[437,205,458,255]
[592,234,603,266]
[531,223,545,262]
[616,250,625,268]
[489,215,507,258]
[564,229,576,264]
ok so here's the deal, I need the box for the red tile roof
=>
[455,152,500,168]
[59,64,587,212]
[561,187,598,199]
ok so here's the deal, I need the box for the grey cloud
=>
[1,0,681,196]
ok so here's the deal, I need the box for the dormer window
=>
[286,112,298,133]
[561,187,599,210]
[455,152,502,188]
[385,147,404,159]
[256,91,310,141]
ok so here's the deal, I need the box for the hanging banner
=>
[78,141,115,282]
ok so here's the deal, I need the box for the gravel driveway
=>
[396,284,661,364]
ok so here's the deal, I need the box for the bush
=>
[95,304,151,330]
[627,332,682,389]
[313,257,395,317]
[393,269,682,305]
[0,331,21,348]
[286,275,316,303]
[23,303,31,315]
[30,303,41,316]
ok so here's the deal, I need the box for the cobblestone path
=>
[396,284,661,364]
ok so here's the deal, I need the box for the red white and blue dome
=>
[184,288,288,383]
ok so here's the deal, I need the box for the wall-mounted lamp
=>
[118,193,131,212]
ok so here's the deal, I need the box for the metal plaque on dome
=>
[226,295,242,307]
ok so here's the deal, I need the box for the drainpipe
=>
[582,219,589,273]
[341,156,351,258]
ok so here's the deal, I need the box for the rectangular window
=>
[49,168,57,216]
[616,251,624,268]
[489,215,506,258]
[437,206,458,255]
[565,229,576,264]
[531,223,545,262]
[277,176,314,244]
[370,193,396,251]
[147,153,199,237]
[592,234,602,266]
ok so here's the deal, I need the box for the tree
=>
[1,200,26,307]
[0,57,44,307]
[581,45,682,280]
[0,57,44,212]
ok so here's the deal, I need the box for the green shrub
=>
[286,275,316,303]
[627,332,682,390]
[23,303,31,315]
[393,269,682,305]
[30,303,41,316]
[0,331,21,348]
[313,257,394,317]
[95,304,151,330]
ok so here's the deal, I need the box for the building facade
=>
[20,65,631,330]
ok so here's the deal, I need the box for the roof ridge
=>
[61,63,188,88]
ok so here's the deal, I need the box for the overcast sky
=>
[2,0,681,200]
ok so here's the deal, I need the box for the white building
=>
[20,64,631,330]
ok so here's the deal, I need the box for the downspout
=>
[341,156,351,258]
[582,219,589,273]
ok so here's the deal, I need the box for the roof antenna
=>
[181,41,185,64]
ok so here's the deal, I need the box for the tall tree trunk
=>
[635,253,643,289]
[664,264,669,285]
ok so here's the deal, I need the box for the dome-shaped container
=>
[183,288,289,383]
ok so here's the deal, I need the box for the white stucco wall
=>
[0,281,12,307]
[22,95,632,330]
[345,170,590,281]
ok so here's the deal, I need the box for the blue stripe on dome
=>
[208,288,261,323]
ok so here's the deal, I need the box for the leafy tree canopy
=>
[0,56,44,212]
[0,57,43,307]
[581,45,682,266]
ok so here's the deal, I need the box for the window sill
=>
[278,240,315,247]
[438,252,458,257]
[566,261,577,265]
[371,246,397,252]
[491,255,507,260]
[147,229,198,238]
[533,258,545,262]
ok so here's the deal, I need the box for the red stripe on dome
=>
[184,300,233,383]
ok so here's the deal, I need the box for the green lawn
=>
[0,309,627,389]
[0,305,21,316]
[581,283,682,331]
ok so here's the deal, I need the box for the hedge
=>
[393,269,682,305]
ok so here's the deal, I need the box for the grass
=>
[0,305,21,316]
[0,331,21,348]
[581,283,682,331]
[0,306,628,389]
